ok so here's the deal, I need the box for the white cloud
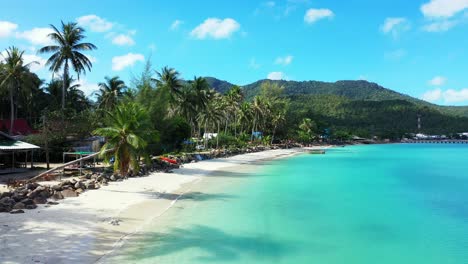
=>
[190,18,240,39]
[443,88,468,103]
[112,53,144,71]
[112,34,135,46]
[429,76,447,86]
[422,20,458,32]
[76,14,113,32]
[422,88,468,103]
[358,75,369,81]
[275,55,293,66]
[304,8,334,24]
[384,49,407,61]
[16,27,54,46]
[422,88,442,102]
[421,0,468,18]
[0,51,46,72]
[74,78,99,97]
[170,20,183,31]
[249,58,261,69]
[23,54,47,72]
[0,21,18,38]
[267,71,286,80]
[381,17,410,37]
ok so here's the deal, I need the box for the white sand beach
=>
[0,148,312,264]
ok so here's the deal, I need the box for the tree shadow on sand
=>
[118,225,296,263]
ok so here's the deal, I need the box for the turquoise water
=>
[109,144,468,263]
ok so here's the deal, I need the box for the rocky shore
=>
[0,145,298,214]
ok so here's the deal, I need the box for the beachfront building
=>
[0,131,40,174]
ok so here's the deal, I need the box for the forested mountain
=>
[205,77,468,137]
[206,77,468,118]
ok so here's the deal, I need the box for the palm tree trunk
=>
[224,116,228,134]
[251,113,257,141]
[9,87,14,135]
[216,122,220,149]
[271,124,277,145]
[62,61,69,110]
[234,112,238,138]
[204,121,208,149]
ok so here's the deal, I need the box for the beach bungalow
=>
[0,131,40,174]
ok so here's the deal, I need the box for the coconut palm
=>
[0,46,38,134]
[299,118,318,142]
[93,102,153,176]
[225,85,243,137]
[197,99,224,149]
[271,110,286,145]
[39,21,97,110]
[250,96,269,141]
[96,76,127,110]
[153,67,183,109]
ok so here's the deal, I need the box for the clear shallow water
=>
[107,144,468,263]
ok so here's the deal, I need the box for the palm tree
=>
[39,21,97,110]
[238,102,252,136]
[96,76,127,110]
[299,118,317,143]
[250,96,269,141]
[197,99,223,149]
[93,102,153,176]
[271,110,286,145]
[153,67,183,111]
[45,75,85,111]
[0,47,38,134]
[225,85,243,137]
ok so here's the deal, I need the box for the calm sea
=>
[105,144,468,263]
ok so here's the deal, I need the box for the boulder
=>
[52,192,64,200]
[25,204,37,210]
[13,202,25,210]
[85,182,96,190]
[33,197,47,204]
[0,206,11,213]
[51,185,62,191]
[61,189,78,198]
[74,182,81,189]
[0,192,12,199]
[0,197,15,207]
[10,209,25,214]
[20,199,34,206]
[75,188,84,194]
[11,193,25,202]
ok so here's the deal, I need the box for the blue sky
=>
[1,0,468,105]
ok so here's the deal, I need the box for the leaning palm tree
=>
[96,76,127,110]
[0,46,38,134]
[93,102,153,176]
[39,21,97,110]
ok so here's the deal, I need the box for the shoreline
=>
[0,147,320,264]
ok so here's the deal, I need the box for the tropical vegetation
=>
[2,20,468,176]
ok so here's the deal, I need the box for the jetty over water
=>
[403,140,468,144]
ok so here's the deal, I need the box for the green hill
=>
[205,77,468,137]
[206,77,468,118]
